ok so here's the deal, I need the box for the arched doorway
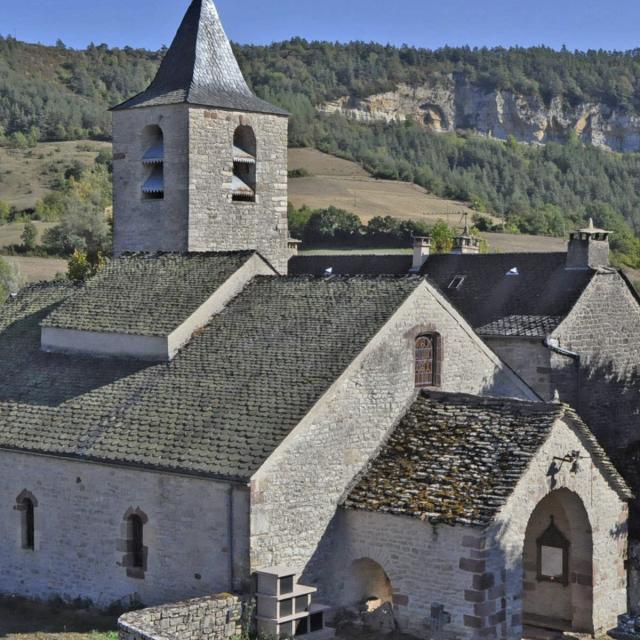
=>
[343,558,393,612]
[523,489,593,634]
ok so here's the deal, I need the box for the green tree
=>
[21,221,38,251]
[0,200,10,224]
[0,257,24,301]
[431,220,455,253]
[67,249,106,284]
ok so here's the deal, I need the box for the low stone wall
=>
[118,593,244,640]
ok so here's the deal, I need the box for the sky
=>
[3,0,640,52]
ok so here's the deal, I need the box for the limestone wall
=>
[552,271,640,456]
[487,417,628,639]
[250,281,537,579]
[327,509,475,638]
[0,451,250,608]
[188,108,290,274]
[118,593,243,640]
[113,105,190,254]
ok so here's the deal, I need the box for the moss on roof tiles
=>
[42,252,254,337]
[343,391,629,527]
[0,274,420,480]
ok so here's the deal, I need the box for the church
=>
[1,1,639,639]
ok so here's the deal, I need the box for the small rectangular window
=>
[448,275,465,289]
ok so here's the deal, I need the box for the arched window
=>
[122,508,148,578]
[141,125,164,200]
[232,126,256,203]
[16,491,37,550]
[415,334,440,388]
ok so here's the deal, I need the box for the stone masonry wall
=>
[113,105,190,254]
[250,281,537,580]
[485,337,579,404]
[486,417,628,639]
[118,593,243,640]
[188,108,290,274]
[552,271,640,457]
[328,509,475,638]
[0,451,250,607]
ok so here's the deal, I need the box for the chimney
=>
[452,224,480,255]
[411,236,432,272]
[566,219,610,270]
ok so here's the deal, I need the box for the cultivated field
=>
[288,148,479,226]
[0,141,111,211]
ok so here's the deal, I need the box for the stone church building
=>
[1,1,638,639]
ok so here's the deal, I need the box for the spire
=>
[113,0,287,116]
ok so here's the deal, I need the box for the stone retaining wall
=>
[118,593,244,640]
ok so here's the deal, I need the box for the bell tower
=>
[111,0,290,273]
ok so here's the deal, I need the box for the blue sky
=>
[3,0,640,52]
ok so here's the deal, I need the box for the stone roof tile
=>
[0,275,420,480]
[42,252,253,337]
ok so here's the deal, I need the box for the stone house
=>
[0,1,635,639]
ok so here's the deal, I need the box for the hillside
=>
[288,148,477,226]
[3,36,640,266]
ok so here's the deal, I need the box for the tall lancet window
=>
[141,125,164,200]
[16,491,37,550]
[232,126,256,203]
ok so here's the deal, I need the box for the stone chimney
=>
[411,236,432,272]
[566,219,610,270]
[452,225,480,255]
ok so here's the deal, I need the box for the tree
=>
[67,249,106,284]
[431,220,455,253]
[0,257,24,302]
[0,200,10,224]
[21,221,37,251]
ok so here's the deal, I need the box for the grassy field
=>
[0,141,111,211]
[0,597,117,640]
[288,148,481,227]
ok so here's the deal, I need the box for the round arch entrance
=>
[342,558,393,611]
[523,488,593,634]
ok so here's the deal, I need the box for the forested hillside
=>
[3,36,640,265]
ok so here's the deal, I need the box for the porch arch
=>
[523,488,593,634]
[343,557,393,611]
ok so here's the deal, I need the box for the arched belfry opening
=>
[141,125,164,200]
[232,125,256,202]
[523,489,593,635]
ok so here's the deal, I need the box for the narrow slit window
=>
[16,492,37,551]
[128,514,144,569]
[415,334,439,388]
[232,126,256,203]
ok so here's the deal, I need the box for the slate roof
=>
[476,315,563,338]
[343,391,631,527]
[42,252,255,337]
[0,275,420,481]
[113,0,287,116]
[421,253,595,329]
[289,254,412,277]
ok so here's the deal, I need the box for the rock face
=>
[319,75,640,151]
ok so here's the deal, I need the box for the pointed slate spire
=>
[113,0,286,115]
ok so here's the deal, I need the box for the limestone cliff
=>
[319,76,640,152]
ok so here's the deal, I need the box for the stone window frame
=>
[536,516,570,586]
[121,507,149,580]
[15,490,38,551]
[409,325,443,389]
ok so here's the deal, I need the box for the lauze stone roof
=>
[0,275,420,480]
[42,252,254,337]
[343,391,630,527]
[113,0,287,116]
